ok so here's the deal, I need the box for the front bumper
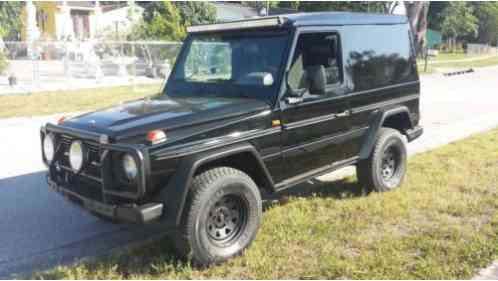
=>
[48,174,163,224]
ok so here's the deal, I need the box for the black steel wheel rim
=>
[381,146,399,181]
[206,194,248,246]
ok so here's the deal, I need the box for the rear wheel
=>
[357,128,407,192]
[174,167,262,266]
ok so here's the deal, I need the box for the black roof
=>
[283,12,407,26]
[187,11,408,34]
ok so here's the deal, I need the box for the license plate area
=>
[55,169,104,202]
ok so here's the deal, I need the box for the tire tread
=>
[174,167,258,265]
[357,127,406,192]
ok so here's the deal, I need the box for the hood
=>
[63,94,270,142]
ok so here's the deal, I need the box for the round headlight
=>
[69,141,85,172]
[122,154,138,181]
[43,133,55,164]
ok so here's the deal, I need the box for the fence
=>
[466,43,498,56]
[0,40,182,94]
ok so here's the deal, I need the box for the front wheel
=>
[357,128,407,192]
[174,167,262,266]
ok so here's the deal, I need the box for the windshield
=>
[166,31,289,103]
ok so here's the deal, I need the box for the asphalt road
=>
[1,67,498,277]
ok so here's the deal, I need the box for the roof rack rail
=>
[187,16,287,33]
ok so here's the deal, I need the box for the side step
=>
[405,126,424,142]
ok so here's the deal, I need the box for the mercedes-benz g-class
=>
[41,12,423,265]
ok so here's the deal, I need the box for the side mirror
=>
[307,65,327,95]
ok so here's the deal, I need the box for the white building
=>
[22,1,143,41]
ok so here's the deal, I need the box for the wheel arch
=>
[158,142,274,227]
[382,110,413,133]
[359,106,412,160]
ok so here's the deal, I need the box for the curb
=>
[473,261,498,280]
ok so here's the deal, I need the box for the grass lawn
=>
[428,52,467,61]
[418,54,498,74]
[417,64,435,75]
[0,84,161,119]
[34,128,498,279]
[433,56,498,68]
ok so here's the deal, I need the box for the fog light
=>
[43,133,55,164]
[69,141,85,172]
[122,154,138,181]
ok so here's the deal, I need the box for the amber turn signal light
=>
[146,130,167,144]
[57,116,67,125]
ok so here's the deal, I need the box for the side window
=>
[288,32,343,95]
[343,24,415,91]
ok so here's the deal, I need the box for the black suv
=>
[40,12,423,265]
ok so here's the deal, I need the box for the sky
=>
[393,3,407,16]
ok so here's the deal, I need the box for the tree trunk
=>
[384,2,399,14]
[453,35,458,53]
[405,1,430,56]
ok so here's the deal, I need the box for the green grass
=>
[433,56,498,68]
[429,52,467,61]
[33,128,498,279]
[0,84,161,118]
[418,53,498,74]
[417,52,467,67]
[417,64,435,75]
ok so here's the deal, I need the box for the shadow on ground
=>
[35,175,372,278]
[0,171,164,278]
[262,176,370,209]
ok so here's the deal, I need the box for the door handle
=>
[335,110,351,117]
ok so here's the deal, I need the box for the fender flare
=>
[157,142,274,227]
[358,106,412,159]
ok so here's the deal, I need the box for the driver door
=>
[279,30,356,182]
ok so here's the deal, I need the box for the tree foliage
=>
[440,2,478,50]
[175,2,217,27]
[135,1,216,41]
[427,2,447,31]
[295,1,398,14]
[427,2,498,47]
[0,2,23,41]
[134,1,185,41]
[241,1,279,11]
[243,1,400,14]
[275,1,300,10]
[472,2,498,45]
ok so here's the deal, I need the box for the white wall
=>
[93,6,143,38]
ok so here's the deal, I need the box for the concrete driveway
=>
[1,67,498,277]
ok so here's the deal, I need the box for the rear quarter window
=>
[342,24,416,91]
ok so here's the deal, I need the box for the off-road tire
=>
[357,127,407,192]
[174,167,262,266]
